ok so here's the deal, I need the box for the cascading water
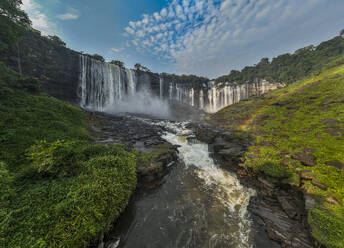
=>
[105,120,256,248]
[79,55,170,118]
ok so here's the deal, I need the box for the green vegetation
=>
[210,59,344,248]
[161,73,209,89]
[216,35,344,85]
[0,0,30,52]
[0,62,137,247]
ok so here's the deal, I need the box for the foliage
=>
[27,140,84,177]
[110,60,124,67]
[0,63,137,247]
[0,0,30,26]
[134,63,151,72]
[216,36,344,84]
[309,207,344,248]
[0,0,30,52]
[48,35,66,47]
[91,54,105,62]
[161,72,209,89]
[340,29,344,38]
[210,60,344,248]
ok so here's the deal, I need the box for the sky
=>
[21,0,344,78]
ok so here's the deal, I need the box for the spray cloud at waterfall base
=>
[103,89,171,118]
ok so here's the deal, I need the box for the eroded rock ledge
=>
[191,123,319,248]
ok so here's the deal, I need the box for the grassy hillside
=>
[0,62,137,247]
[210,59,344,248]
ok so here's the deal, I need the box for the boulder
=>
[320,118,338,125]
[311,181,328,191]
[292,152,317,166]
[299,170,314,180]
[326,160,344,170]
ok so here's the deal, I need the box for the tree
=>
[48,35,66,47]
[92,54,105,62]
[110,60,124,67]
[340,29,344,38]
[134,63,151,72]
[0,0,30,26]
[0,0,31,52]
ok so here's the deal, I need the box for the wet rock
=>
[258,176,275,188]
[218,147,245,159]
[326,160,344,170]
[277,195,298,219]
[326,196,341,206]
[311,181,328,191]
[291,152,317,167]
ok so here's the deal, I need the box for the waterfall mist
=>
[104,89,171,118]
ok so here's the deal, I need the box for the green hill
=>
[210,58,344,248]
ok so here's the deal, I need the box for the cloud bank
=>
[21,0,55,35]
[124,0,324,78]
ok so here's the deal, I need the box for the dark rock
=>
[299,170,314,180]
[286,105,299,110]
[277,195,298,219]
[304,193,317,210]
[271,100,292,106]
[218,146,245,158]
[320,118,338,125]
[326,160,344,170]
[311,181,328,191]
[303,147,316,153]
[292,152,317,166]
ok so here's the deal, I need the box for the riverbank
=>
[204,61,344,248]
[192,123,316,247]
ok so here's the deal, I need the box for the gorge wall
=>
[1,31,283,113]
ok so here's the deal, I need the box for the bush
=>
[27,140,84,177]
[309,207,344,248]
[258,161,292,179]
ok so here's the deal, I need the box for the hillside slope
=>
[0,62,137,247]
[210,59,344,248]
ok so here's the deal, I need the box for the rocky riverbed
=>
[87,111,317,248]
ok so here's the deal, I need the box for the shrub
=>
[27,140,84,177]
[258,161,292,179]
[309,207,344,248]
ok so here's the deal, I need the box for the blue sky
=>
[22,0,344,78]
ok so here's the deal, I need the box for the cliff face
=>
[0,31,80,103]
[1,31,283,112]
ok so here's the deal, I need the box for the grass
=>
[209,58,344,248]
[0,62,137,247]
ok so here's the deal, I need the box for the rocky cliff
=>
[1,31,283,112]
[0,31,80,103]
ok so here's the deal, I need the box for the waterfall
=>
[79,54,281,115]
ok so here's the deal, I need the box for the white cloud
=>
[111,48,121,52]
[21,0,56,35]
[57,12,79,20]
[124,0,331,77]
